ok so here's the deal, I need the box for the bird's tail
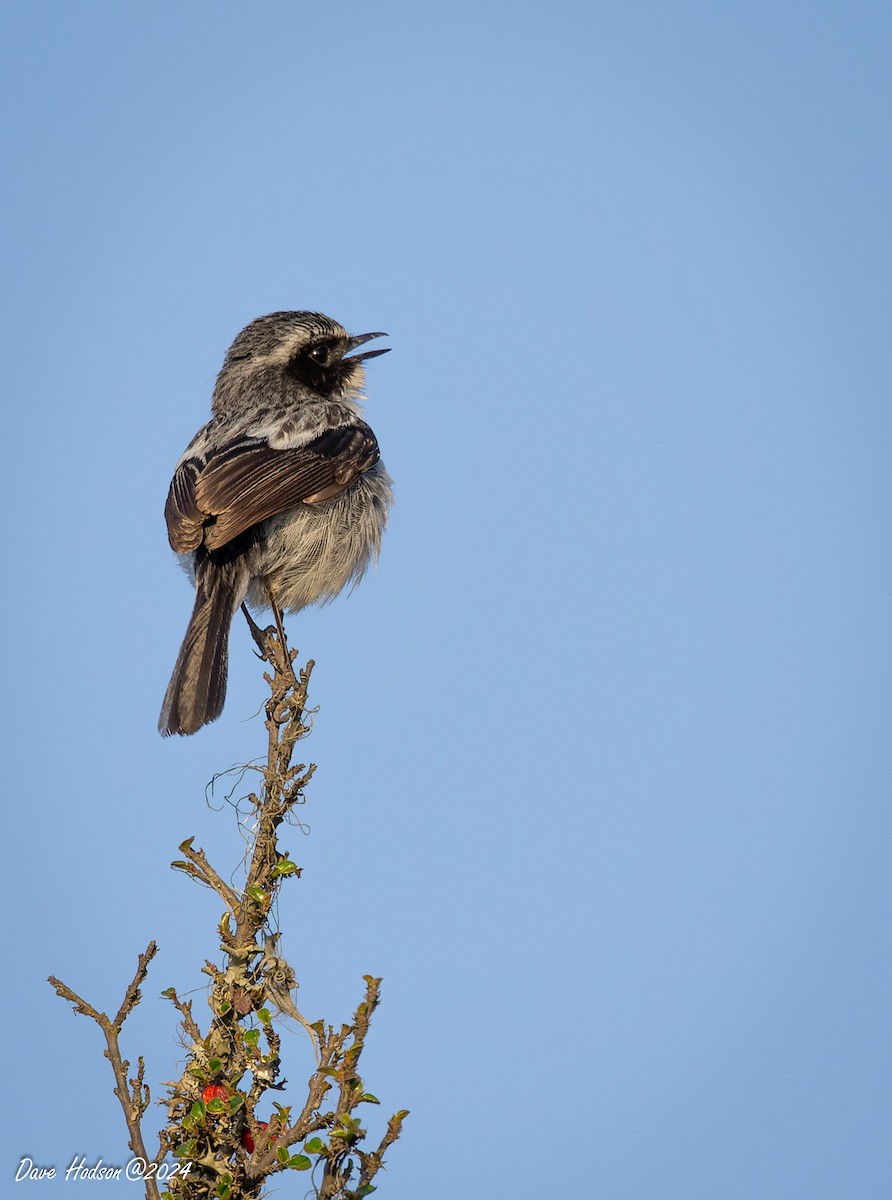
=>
[159,564,247,736]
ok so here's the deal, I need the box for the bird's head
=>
[213,311,389,411]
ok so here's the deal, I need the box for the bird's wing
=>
[164,423,380,554]
[165,455,207,552]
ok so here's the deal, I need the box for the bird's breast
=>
[245,465,393,613]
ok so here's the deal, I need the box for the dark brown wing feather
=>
[165,457,207,553]
[164,423,380,554]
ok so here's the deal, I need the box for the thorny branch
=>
[49,619,407,1199]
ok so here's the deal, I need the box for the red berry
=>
[242,1121,268,1154]
[202,1084,229,1105]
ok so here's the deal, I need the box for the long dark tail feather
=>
[159,566,246,736]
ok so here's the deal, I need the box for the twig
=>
[171,837,240,912]
[49,942,161,1200]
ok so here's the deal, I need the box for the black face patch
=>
[286,339,352,392]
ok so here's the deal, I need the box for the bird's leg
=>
[267,588,289,656]
[241,603,270,658]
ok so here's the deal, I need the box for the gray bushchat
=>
[159,311,393,736]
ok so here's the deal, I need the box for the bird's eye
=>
[309,345,331,366]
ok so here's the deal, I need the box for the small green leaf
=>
[360,1093,380,1105]
[276,1147,291,1165]
[207,1098,227,1115]
[208,1058,223,1073]
[174,1140,197,1159]
[244,1029,260,1048]
[248,886,269,904]
[190,1101,206,1120]
[179,836,195,851]
[228,1094,245,1114]
[304,1137,325,1154]
[272,859,298,876]
[288,1154,312,1171]
[258,1008,271,1025]
[161,987,176,999]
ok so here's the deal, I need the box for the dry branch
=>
[50,619,407,1199]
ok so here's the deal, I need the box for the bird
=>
[158,311,393,737]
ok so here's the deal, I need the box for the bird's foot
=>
[241,604,274,659]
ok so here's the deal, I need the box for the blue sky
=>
[2,2,891,1196]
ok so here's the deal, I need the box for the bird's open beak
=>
[345,331,391,362]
